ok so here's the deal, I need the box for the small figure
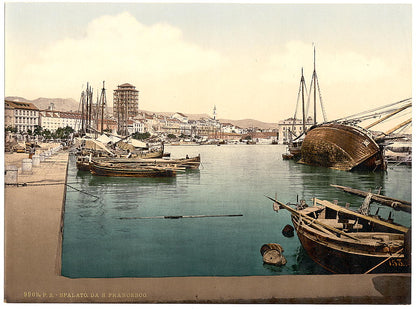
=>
[29,144,36,159]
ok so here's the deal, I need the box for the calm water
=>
[61,145,411,278]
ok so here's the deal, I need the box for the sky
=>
[4,1,412,125]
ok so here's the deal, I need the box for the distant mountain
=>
[5,96,79,112]
[5,97,277,129]
[219,118,278,130]
[147,113,276,129]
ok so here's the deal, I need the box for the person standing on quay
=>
[29,144,35,159]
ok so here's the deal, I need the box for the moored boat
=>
[94,154,200,169]
[82,154,200,171]
[89,160,177,177]
[267,196,410,274]
[76,156,91,171]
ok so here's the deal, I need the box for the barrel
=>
[5,165,18,184]
[260,243,284,255]
[32,154,41,166]
[260,243,287,266]
[22,158,33,173]
[40,153,45,162]
[262,249,287,266]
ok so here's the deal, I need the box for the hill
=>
[6,96,79,112]
[5,97,277,129]
[218,118,277,130]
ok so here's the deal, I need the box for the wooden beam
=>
[330,184,411,213]
[316,198,408,233]
[267,196,360,241]
[364,103,411,130]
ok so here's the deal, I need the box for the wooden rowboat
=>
[94,154,201,170]
[89,160,177,177]
[268,196,410,274]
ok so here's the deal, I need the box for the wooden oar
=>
[364,248,404,274]
[266,196,360,241]
[119,214,243,220]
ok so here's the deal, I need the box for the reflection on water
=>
[61,145,411,278]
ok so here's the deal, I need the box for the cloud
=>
[262,41,396,85]
[6,12,225,99]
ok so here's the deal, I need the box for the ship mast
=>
[306,46,327,125]
[99,81,107,134]
[301,68,306,134]
[80,89,85,134]
[313,47,317,125]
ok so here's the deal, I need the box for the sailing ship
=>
[291,49,412,171]
[282,69,308,160]
[282,48,327,160]
[298,99,412,171]
[267,194,410,274]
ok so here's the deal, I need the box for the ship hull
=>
[298,123,386,171]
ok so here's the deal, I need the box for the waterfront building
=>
[113,83,139,134]
[38,104,82,132]
[5,100,40,133]
[277,116,313,144]
[130,119,146,134]
[222,123,245,134]
[39,110,82,132]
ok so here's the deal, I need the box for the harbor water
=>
[61,145,411,278]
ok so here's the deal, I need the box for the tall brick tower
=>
[113,83,139,135]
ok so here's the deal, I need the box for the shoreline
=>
[3,148,411,304]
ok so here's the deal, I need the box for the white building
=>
[40,110,82,132]
[221,123,244,134]
[277,116,314,144]
[130,119,146,134]
[5,100,40,133]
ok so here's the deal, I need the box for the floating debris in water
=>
[282,224,295,237]
[260,243,287,266]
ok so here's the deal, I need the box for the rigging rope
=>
[334,98,411,122]
[315,75,328,122]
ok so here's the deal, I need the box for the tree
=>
[5,126,17,133]
[33,125,43,136]
[132,132,151,140]
[42,129,52,139]
[53,126,74,139]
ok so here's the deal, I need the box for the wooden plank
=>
[119,214,243,220]
[330,184,411,213]
[267,196,360,241]
[316,198,408,233]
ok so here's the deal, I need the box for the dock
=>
[4,149,410,304]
